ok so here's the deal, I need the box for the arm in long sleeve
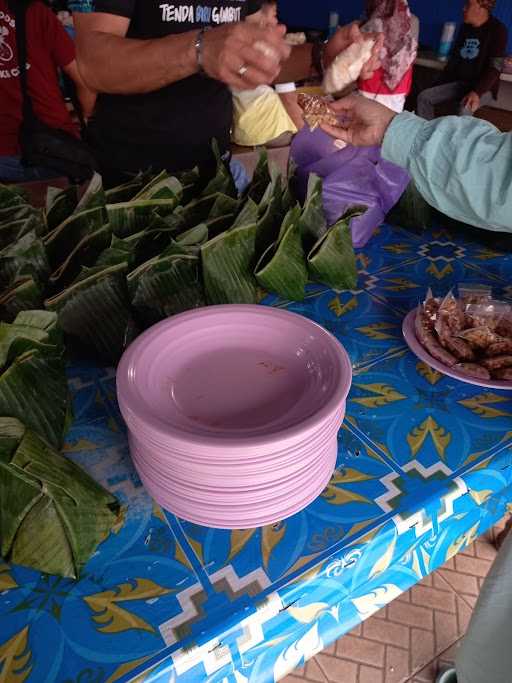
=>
[382,112,512,232]
[474,23,508,95]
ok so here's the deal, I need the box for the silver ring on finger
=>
[238,64,248,76]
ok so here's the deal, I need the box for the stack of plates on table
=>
[117,305,352,529]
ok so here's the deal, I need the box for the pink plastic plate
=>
[403,308,512,391]
[117,305,352,450]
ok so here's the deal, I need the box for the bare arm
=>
[73,13,289,94]
[62,58,97,120]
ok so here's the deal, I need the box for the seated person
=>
[231,0,300,148]
[0,0,95,182]
[417,0,507,120]
[358,0,419,113]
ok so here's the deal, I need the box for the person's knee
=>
[418,87,434,105]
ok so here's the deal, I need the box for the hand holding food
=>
[297,93,339,131]
[320,94,396,147]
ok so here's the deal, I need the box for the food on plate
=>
[454,363,491,380]
[323,38,376,94]
[413,287,512,383]
[481,355,512,371]
[297,93,338,131]
[492,367,512,380]
[415,307,457,367]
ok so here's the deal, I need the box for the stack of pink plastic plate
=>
[117,305,352,529]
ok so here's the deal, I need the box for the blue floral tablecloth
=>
[1,223,512,683]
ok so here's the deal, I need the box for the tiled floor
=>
[283,523,506,683]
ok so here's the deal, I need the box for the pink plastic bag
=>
[290,126,410,247]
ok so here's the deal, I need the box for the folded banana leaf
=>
[0,231,50,289]
[48,224,112,291]
[0,417,120,578]
[0,318,70,448]
[209,193,240,220]
[201,142,236,198]
[255,177,284,257]
[244,150,271,204]
[255,204,307,301]
[0,277,43,323]
[177,166,201,203]
[44,206,107,267]
[45,186,79,232]
[104,170,153,204]
[107,198,180,238]
[15,309,62,346]
[74,172,106,213]
[0,214,46,250]
[163,194,218,235]
[387,180,434,230]
[128,253,205,327]
[160,224,209,258]
[0,185,27,209]
[0,203,39,226]
[299,174,326,250]
[202,222,258,304]
[134,171,182,201]
[45,262,135,363]
[232,197,259,229]
[307,212,359,291]
[95,233,141,270]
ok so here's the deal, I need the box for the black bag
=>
[14,4,97,183]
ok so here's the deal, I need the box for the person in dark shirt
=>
[417,0,507,120]
[70,0,382,186]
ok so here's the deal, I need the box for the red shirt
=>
[359,66,414,96]
[0,0,78,156]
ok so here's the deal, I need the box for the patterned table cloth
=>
[1,223,512,683]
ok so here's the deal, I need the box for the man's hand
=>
[202,23,290,89]
[320,93,396,147]
[461,91,481,113]
[324,22,384,81]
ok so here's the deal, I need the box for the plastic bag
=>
[290,126,410,247]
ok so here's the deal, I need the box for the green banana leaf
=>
[201,223,258,304]
[0,185,28,209]
[177,166,201,203]
[74,172,106,213]
[209,193,240,220]
[44,206,107,266]
[45,262,135,363]
[307,214,359,291]
[104,171,153,204]
[255,177,283,257]
[0,417,120,578]
[232,197,259,229]
[387,180,434,230]
[298,174,326,249]
[160,224,209,258]
[201,142,236,198]
[0,320,70,448]
[107,198,180,237]
[245,150,271,204]
[14,310,62,346]
[255,205,307,301]
[0,203,39,227]
[0,214,46,250]
[49,224,112,291]
[128,253,205,327]
[0,277,43,323]
[95,233,141,269]
[45,186,79,231]
[163,194,218,235]
[0,231,50,289]
[134,171,182,201]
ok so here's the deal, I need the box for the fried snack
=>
[496,317,512,339]
[481,355,512,371]
[441,336,475,362]
[423,290,439,331]
[486,338,512,357]
[454,363,491,380]
[415,308,457,367]
[492,368,512,381]
[458,326,498,350]
[297,93,338,131]
[435,291,465,338]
